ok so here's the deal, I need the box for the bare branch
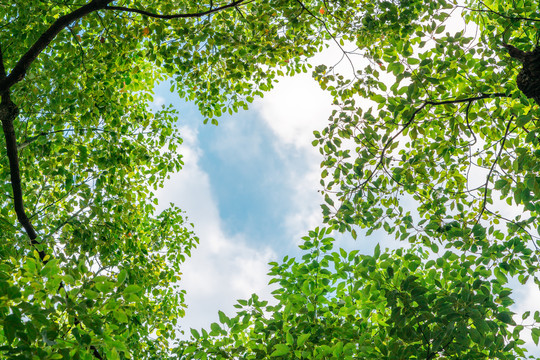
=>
[464,100,477,146]
[105,0,245,20]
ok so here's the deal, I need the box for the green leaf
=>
[190,329,200,339]
[496,312,514,325]
[123,285,142,294]
[218,310,228,324]
[386,266,394,279]
[532,328,540,345]
[374,243,381,259]
[117,269,128,284]
[494,179,508,190]
[271,344,290,357]
[297,333,310,346]
[210,322,221,334]
[113,309,128,323]
[4,314,22,343]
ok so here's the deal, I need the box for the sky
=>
[151,37,540,356]
[153,51,350,331]
[152,45,396,331]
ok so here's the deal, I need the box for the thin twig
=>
[105,0,245,20]
[476,116,514,223]
[464,100,477,146]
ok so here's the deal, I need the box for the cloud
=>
[252,55,337,240]
[156,125,276,334]
[251,42,378,242]
[149,15,539,352]
[149,94,166,110]
[254,72,333,150]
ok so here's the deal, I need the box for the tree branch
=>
[478,1,540,22]
[105,0,245,20]
[2,40,105,358]
[294,0,359,79]
[0,0,113,95]
[0,46,46,260]
[464,100,477,146]
[357,93,508,189]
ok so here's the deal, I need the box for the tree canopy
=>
[0,0,334,359]
[2,0,540,359]
[178,0,540,359]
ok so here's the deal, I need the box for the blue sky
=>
[154,69,338,333]
[195,110,301,250]
[154,79,324,254]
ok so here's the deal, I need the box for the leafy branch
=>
[356,93,508,190]
[0,1,116,261]
[0,0,114,95]
[477,1,540,22]
[0,1,252,357]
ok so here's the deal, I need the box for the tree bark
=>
[0,96,46,260]
[504,43,540,105]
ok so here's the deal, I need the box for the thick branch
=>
[503,43,528,63]
[0,46,46,260]
[0,0,113,95]
[1,45,106,360]
[105,0,245,19]
[0,98,46,260]
[423,93,507,106]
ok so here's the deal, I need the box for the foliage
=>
[0,0,336,358]
[180,228,521,359]
[4,0,540,358]
[181,0,540,358]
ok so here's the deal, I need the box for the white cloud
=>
[251,42,379,242]
[283,155,325,242]
[150,94,166,110]
[251,10,481,245]
[156,125,276,334]
[254,73,333,150]
[254,80,328,241]
[252,47,342,240]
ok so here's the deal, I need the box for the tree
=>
[0,1,338,358]
[179,0,540,358]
